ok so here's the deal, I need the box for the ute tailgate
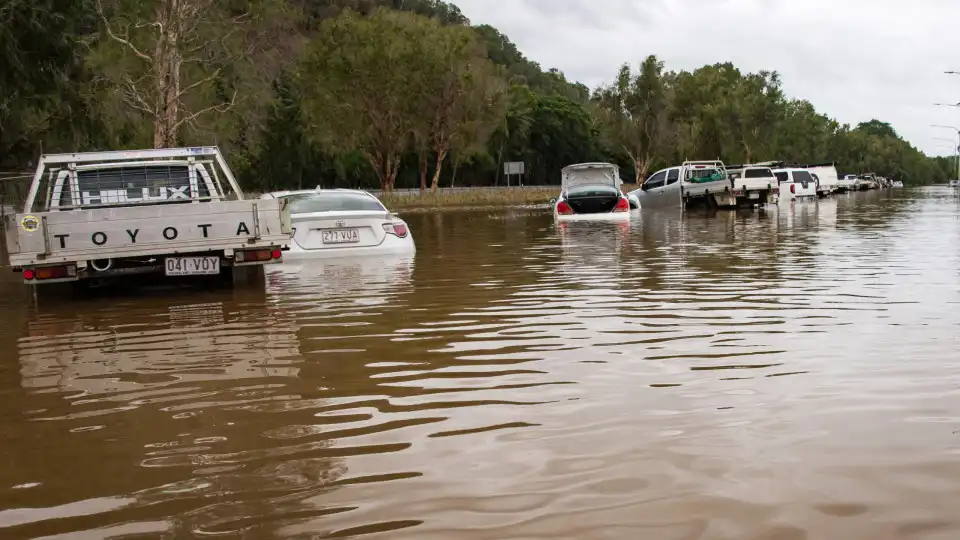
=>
[8,199,290,266]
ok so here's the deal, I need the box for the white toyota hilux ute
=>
[4,146,292,288]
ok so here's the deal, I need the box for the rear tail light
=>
[790,184,796,194]
[383,221,409,238]
[26,265,76,280]
[613,198,629,212]
[556,201,574,215]
[235,249,275,262]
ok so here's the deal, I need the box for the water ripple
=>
[3,190,960,538]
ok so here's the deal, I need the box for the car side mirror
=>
[640,183,649,191]
[549,198,556,204]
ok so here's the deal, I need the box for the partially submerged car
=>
[553,163,633,220]
[772,168,818,201]
[260,188,414,258]
[837,174,858,193]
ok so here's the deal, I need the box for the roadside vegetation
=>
[377,187,555,210]
[2,0,953,194]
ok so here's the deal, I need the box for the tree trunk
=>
[383,155,393,192]
[633,158,642,184]
[430,148,448,193]
[743,142,752,164]
[450,155,461,187]
[153,0,182,148]
[387,159,399,191]
[494,140,505,187]
[419,151,428,192]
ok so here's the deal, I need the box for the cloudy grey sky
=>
[454,0,960,157]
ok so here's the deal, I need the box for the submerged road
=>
[1,188,959,539]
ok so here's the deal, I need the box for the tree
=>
[299,8,441,191]
[525,94,604,184]
[594,55,668,182]
[490,82,535,185]
[0,0,95,166]
[92,0,294,148]
[725,71,783,163]
[416,26,506,191]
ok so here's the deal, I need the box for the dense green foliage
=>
[1,0,948,187]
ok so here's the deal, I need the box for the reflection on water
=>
[3,189,960,539]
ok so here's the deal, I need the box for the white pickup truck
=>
[4,147,291,289]
[724,164,780,206]
[632,160,774,210]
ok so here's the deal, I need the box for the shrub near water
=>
[378,187,557,209]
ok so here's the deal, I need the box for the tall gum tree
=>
[298,9,431,191]
[416,26,506,192]
[93,0,294,148]
[593,55,667,183]
[299,8,505,191]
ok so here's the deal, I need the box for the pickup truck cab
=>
[4,147,291,288]
[773,168,818,201]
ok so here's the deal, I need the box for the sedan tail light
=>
[383,221,409,238]
[790,184,796,194]
[613,198,630,212]
[556,201,574,215]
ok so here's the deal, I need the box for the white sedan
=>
[260,189,414,258]
[554,162,634,221]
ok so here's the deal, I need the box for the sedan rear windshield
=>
[283,192,386,213]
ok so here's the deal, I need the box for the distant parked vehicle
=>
[553,163,633,221]
[260,189,414,258]
[837,174,858,193]
[772,168,818,201]
[857,174,878,190]
[804,162,840,197]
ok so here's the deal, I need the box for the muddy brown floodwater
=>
[2,188,960,539]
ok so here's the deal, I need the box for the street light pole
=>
[932,124,960,180]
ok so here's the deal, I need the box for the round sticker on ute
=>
[20,215,39,232]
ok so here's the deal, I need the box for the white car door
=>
[636,169,668,208]
[663,167,683,208]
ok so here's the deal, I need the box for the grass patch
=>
[378,187,557,210]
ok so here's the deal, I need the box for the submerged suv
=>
[773,168,818,201]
